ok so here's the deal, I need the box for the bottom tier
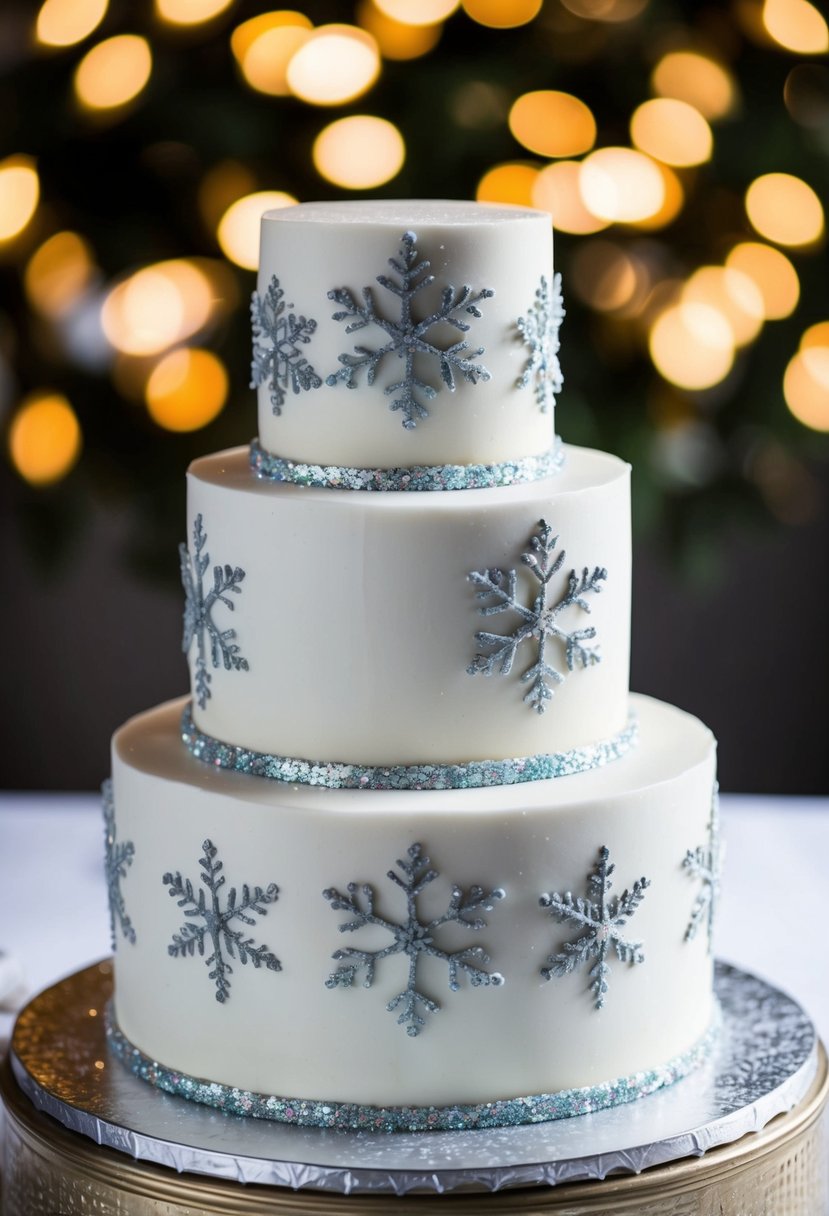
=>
[109,693,718,1121]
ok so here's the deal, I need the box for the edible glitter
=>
[105,1005,718,1133]
[181,704,637,791]
[249,437,565,492]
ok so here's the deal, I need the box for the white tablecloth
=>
[1,793,827,1043]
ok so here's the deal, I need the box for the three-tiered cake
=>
[105,201,719,1131]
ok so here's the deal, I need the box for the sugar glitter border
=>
[181,705,638,791]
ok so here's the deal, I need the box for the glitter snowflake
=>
[323,842,505,1037]
[467,519,607,714]
[540,846,650,1010]
[163,839,281,1004]
[102,779,136,950]
[325,229,495,430]
[250,275,322,415]
[516,272,565,414]
[683,783,724,953]
[179,514,249,710]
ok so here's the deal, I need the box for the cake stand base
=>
[2,960,828,1214]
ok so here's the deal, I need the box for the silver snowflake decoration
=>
[102,779,136,950]
[323,842,505,1037]
[163,839,281,1004]
[683,782,724,953]
[326,230,495,430]
[179,514,249,710]
[516,272,564,414]
[467,519,607,714]
[540,846,650,1010]
[250,275,322,415]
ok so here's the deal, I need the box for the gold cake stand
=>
[2,961,828,1215]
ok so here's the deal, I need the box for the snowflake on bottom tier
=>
[516,273,565,414]
[468,519,607,714]
[102,779,136,950]
[250,275,322,415]
[163,839,281,1003]
[683,783,723,952]
[540,846,650,1010]
[323,843,505,1037]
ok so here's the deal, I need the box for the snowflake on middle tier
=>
[467,519,607,714]
[325,229,495,430]
[323,842,505,1037]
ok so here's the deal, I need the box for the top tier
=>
[254,201,558,471]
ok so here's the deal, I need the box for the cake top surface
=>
[262,199,548,227]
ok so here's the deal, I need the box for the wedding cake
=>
[104,200,720,1132]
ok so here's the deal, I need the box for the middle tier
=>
[185,445,631,768]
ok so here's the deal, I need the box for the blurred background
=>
[0,0,827,793]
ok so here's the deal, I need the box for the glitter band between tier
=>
[249,437,565,491]
[180,705,638,791]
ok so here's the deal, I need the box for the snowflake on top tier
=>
[467,519,607,714]
[683,783,724,953]
[179,514,249,710]
[516,272,565,414]
[540,846,650,1011]
[163,839,281,1004]
[325,230,495,430]
[102,779,136,950]
[323,842,505,1037]
[250,275,322,415]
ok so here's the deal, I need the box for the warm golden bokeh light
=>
[682,266,764,346]
[560,0,648,21]
[74,35,152,111]
[101,260,215,356]
[628,162,684,230]
[651,51,736,120]
[462,0,542,27]
[24,231,95,318]
[650,302,735,389]
[8,392,82,486]
[373,0,458,24]
[356,0,441,58]
[232,13,314,96]
[286,25,380,106]
[217,191,297,270]
[532,161,609,234]
[0,157,40,244]
[569,241,644,313]
[230,11,311,59]
[313,116,405,189]
[784,347,829,431]
[725,242,800,320]
[509,91,596,159]
[763,0,829,53]
[155,0,233,24]
[800,321,829,350]
[630,98,712,167]
[745,172,824,247]
[477,163,538,207]
[35,0,107,47]
[198,161,257,231]
[580,147,665,224]
[145,348,228,431]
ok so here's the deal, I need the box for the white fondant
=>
[111,694,717,1108]
[185,445,631,765]
[256,201,555,467]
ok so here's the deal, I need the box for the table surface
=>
[1,792,828,1046]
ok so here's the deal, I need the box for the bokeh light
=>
[35,0,108,47]
[356,0,442,58]
[373,0,458,23]
[532,161,609,234]
[570,241,649,314]
[628,163,684,230]
[682,267,764,347]
[24,232,95,318]
[651,51,736,120]
[8,392,82,486]
[462,0,543,28]
[231,12,313,97]
[477,163,538,207]
[630,98,712,167]
[784,347,829,431]
[801,321,829,350]
[509,91,596,159]
[145,348,228,431]
[580,147,665,224]
[101,260,215,356]
[0,157,40,244]
[649,302,735,389]
[155,0,234,24]
[313,116,405,189]
[217,191,297,270]
[745,172,824,247]
[559,0,648,22]
[725,242,799,320]
[286,25,380,106]
[74,35,152,112]
[198,161,257,231]
[763,0,829,54]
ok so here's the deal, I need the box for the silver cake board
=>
[7,959,819,1196]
